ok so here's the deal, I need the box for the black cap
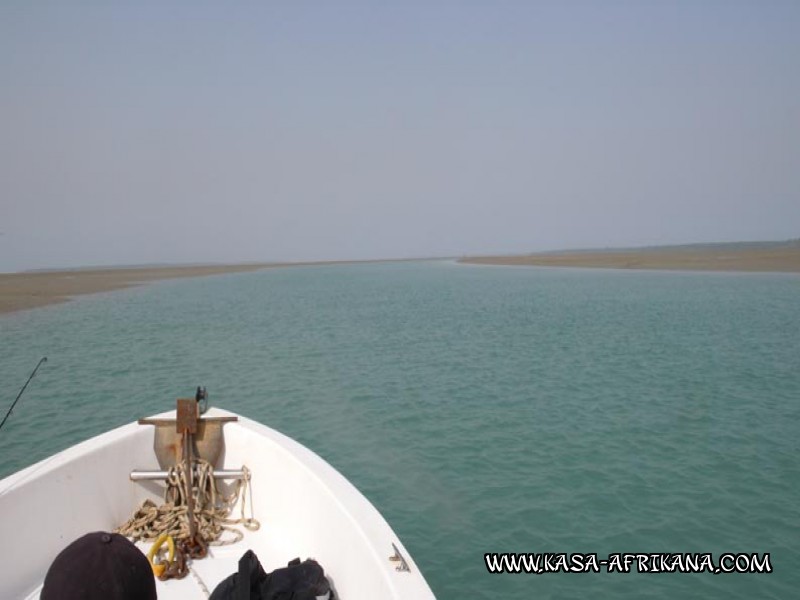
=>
[41,531,156,600]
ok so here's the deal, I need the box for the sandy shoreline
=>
[3,245,798,315]
[460,243,800,273]
[0,262,331,316]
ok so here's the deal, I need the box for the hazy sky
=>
[1,1,798,271]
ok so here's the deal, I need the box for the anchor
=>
[136,393,240,565]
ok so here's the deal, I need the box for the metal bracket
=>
[176,398,198,434]
[389,542,411,572]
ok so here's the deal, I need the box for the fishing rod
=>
[0,357,47,432]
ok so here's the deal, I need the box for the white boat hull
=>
[0,408,435,599]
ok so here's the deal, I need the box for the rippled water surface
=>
[1,262,799,598]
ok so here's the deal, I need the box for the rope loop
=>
[116,459,260,548]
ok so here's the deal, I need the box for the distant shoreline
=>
[0,260,363,316]
[3,243,799,315]
[460,241,800,273]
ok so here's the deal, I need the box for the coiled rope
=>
[116,459,260,546]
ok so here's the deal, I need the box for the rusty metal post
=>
[183,429,197,540]
[175,398,206,558]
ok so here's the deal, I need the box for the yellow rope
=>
[116,460,260,546]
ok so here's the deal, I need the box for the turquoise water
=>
[1,262,798,599]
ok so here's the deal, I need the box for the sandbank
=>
[0,263,307,315]
[460,242,800,273]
